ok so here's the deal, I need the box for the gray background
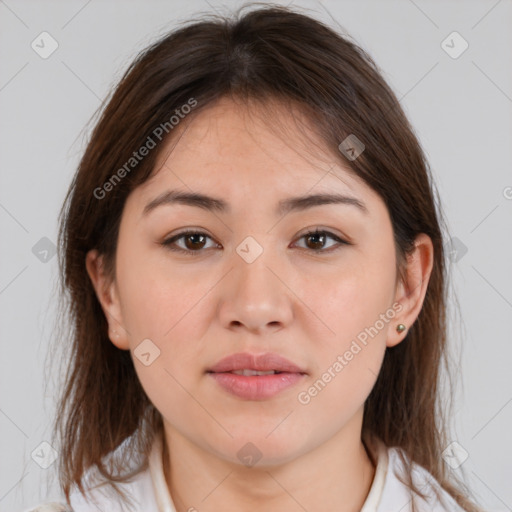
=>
[1,0,511,511]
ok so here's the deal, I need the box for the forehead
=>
[131,97,376,210]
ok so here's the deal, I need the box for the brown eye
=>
[182,233,207,250]
[294,229,349,253]
[162,228,349,256]
[162,230,218,254]
[305,232,326,250]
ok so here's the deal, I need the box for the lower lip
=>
[208,372,305,400]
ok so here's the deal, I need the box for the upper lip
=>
[207,352,307,374]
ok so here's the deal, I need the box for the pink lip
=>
[207,352,307,400]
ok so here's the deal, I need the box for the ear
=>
[85,249,130,350]
[387,233,434,348]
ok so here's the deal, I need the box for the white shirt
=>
[25,432,466,512]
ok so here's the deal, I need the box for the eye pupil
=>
[185,233,206,250]
[306,233,325,250]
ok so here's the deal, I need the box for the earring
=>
[396,324,406,333]
[112,329,119,337]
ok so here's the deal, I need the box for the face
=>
[88,97,419,467]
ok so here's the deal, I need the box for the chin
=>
[208,429,311,468]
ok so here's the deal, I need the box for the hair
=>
[48,3,482,511]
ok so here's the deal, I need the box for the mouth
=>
[206,352,307,400]
[225,369,284,376]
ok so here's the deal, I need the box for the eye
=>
[161,228,349,255]
[293,228,349,253]
[161,230,219,255]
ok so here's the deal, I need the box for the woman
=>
[26,4,482,512]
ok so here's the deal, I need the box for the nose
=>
[217,247,294,335]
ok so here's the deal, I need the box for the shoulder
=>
[27,435,164,512]
[24,466,156,512]
[23,503,72,512]
[378,446,466,512]
[66,465,159,512]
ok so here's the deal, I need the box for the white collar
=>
[148,431,176,512]
[361,435,389,511]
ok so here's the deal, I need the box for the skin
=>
[86,97,433,512]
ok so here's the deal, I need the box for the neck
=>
[162,410,376,512]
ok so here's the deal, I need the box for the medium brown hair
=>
[49,3,481,511]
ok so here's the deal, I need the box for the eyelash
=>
[161,228,350,255]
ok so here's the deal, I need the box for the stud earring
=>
[396,324,406,333]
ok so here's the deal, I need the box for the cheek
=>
[294,273,393,436]
[115,249,214,413]
[115,240,206,343]
[116,262,208,426]
[296,243,396,407]
[302,251,397,349]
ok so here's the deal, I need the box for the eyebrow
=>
[142,189,368,217]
